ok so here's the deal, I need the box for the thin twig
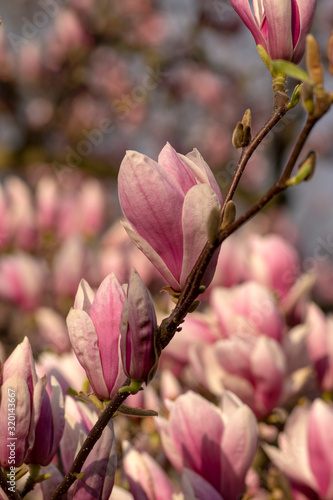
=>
[221,94,288,215]
[158,97,331,352]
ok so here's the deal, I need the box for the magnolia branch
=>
[50,88,331,500]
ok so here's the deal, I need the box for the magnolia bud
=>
[306,35,323,88]
[221,201,236,230]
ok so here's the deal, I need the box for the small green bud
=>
[207,206,221,245]
[301,82,314,114]
[306,34,323,88]
[232,122,244,149]
[286,151,316,186]
[288,84,302,110]
[221,201,236,230]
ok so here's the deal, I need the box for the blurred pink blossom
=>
[156,390,258,500]
[264,398,333,499]
[210,282,286,342]
[122,441,174,500]
[0,252,47,311]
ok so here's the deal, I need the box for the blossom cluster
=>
[1,1,333,500]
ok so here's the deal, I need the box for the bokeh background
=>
[0,0,333,355]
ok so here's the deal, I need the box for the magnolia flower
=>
[190,336,286,418]
[264,399,333,499]
[67,274,127,400]
[156,390,258,500]
[229,0,317,63]
[118,142,223,291]
[0,338,64,468]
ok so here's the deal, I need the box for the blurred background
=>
[0,0,333,355]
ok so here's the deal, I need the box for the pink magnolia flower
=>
[264,399,333,499]
[246,234,301,300]
[190,336,286,418]
[118,142,223,291]
[66,274,127,400]
[210,282,285,342]
[34,307,71,354]
[229,0,317,63]
[0,252,47,311]
[53,236,96,298]
[156,390,258,500]
[122,441,174,500]
[0,338,44,468]
[5,176,37,249]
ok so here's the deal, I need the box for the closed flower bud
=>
[120,269,157,384]
[118,142,223,292]
[67,274,127,400]
[229,0,317,64]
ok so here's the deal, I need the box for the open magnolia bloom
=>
[118,142,223,292]
[229,0,317,63]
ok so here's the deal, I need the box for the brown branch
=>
[158,94,331,353]
[221,91,289,215]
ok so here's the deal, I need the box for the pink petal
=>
[308,399,333,497]
[167,391,225,492]
[0,374,31,467]
[263,0,293,60]
[180,184,221,288]
[74,278,95,312]
[250,337,286,415]
[123,442,174,500]
[122,221,180,290]
[182,469,224,500]
[228,0,267,47]
[3,337,38,394]
[221,405,258,499]
[292,0,317,63]
[181,149,223,204]
[89,274,126,396]
[66,308,109,399]
[158,142,197,195]
[118,151,184,282]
